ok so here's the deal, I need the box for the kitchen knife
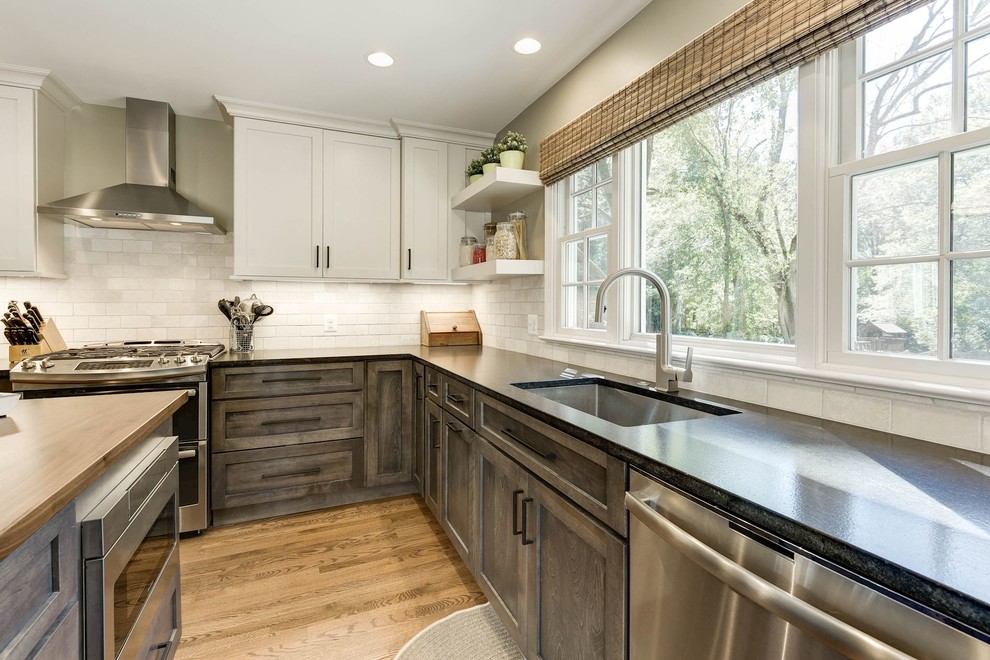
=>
[3,327,15,345]
[24,301,43,325]
[21,308,40,332]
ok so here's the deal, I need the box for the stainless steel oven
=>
[81,435,181,659]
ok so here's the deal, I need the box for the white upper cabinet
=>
[234,119,323,278]
[0,67,77,277]
[324,133,400,280]
[401,138,449,281]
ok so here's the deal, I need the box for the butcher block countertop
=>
[0,391,188,561]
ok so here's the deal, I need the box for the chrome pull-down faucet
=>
[593,267,693,393]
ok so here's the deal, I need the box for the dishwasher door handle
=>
[624,493,913,660]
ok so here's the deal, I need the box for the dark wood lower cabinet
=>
[440,411,477,571]
[365,360,413,487]
[412,362,426,495]
[477,438,626,660]
[424,399,442,517]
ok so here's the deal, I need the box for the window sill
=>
[539,334,990,406]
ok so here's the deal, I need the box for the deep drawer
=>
[211,362,364,399]
[441,375,475,429]
[476,392,627,535]
[212,439,363,509]
[212,392,364,452]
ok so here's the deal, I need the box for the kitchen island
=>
[0,390,187,560]
[213,345,990,642]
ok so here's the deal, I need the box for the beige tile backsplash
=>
[2,226,989,454]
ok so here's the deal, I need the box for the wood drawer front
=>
[213,392,364,452]
[212,439,363,509]
[477,393,627,536]
[212,363,364,399]
[425,367,442,405]
[0,505,79,656]
[441,375,475,429]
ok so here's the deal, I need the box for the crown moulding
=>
[0,63,82,114]
[214,95,494,147]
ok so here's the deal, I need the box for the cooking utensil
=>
[218,299,233,321]
[253,304,274,318]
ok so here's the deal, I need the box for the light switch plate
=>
[527,314,538,335]
[323,315,338,333]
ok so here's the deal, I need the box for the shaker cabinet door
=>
[364,360,413,487]
[233,118,323,278]
[0,85,37,273]
[440,411,477,571]
[324,131,400,279]
[424,399,443,516]
[401,138,448,280]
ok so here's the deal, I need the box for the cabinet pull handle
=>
[316,245,320,269]
[521,497,535,545]
[261,376,322,383]
[432,418,441,448]
[501,428,556,461]
[512,489,525,536]
[262,467,321,480]
[445,420,465,433]
[261,416,322,426]
[408,248,412,270]
[326,245,331,267]
[427,382,438,393]
[446,393,467,404]
[177,449,198,460]
[415,372,423,400]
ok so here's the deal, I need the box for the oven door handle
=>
[177,448,197,459]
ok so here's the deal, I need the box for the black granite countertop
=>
[86,345,990,637]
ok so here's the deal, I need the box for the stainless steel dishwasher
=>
[626,469,990,659]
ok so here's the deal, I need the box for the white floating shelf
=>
[450,259,545,281]
[451,168,543,211]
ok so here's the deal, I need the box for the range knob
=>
[189,354,203,364]
[175,355,187,364]
[21,360,36,371]
[39,358,54,370]
[158,356,170,365]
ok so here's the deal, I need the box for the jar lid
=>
[460,235,477,244]
[508,211,526,220]
[497,220,513,228]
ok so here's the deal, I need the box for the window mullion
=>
[954,0,967,133]
[939,150,953,360]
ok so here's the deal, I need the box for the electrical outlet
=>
[323,315,338,334]
[527,314,539,335]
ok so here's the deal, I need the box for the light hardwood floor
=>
[176,496,486,659]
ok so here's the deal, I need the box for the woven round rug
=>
[394,603,524,660]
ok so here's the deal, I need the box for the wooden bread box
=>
[7,318,68,362]
[420,311,482,347]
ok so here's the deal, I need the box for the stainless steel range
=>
[10,340,226,534]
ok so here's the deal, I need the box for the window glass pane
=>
[642,69,799,344]
[862,52,953,156]
[574,190,593,232]
[968,0,990,30]
[852,159,939,258]
[597,156,613,182]
[952,258,990,360]
[574,166,594,192]
[952,145,990,250]
[853,262,938,355]
[596,187,613,227]
[563,239,586,283]
[588,235,608,280]
[863,0,953,73]
[966,33,990,130]
[563,285,582,329]
[588,283,604,329]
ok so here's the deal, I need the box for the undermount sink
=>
[513,378,741,427]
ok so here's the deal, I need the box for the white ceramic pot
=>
[482,162,498,176]
[499,150,525,169]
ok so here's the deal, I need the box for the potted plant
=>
[481,146,500,176]
[466,157,485,184]
[497,131,527,169]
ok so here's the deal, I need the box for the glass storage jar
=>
[507,211,527,259]
[485,236,496,262]
[458,236,478,267]
[493,221,518,260]
[472,243,487,264]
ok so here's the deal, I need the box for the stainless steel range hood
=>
[38,98,224,234]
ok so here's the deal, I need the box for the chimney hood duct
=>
[38,97,224,234]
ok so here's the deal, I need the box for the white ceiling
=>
[0,0,651,133]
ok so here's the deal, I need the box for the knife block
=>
[7,318,68,362]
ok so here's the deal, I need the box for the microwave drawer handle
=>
[177,449,198,460]
[624,494,912,660]
[501,428,556,461]
[446,393,467,404]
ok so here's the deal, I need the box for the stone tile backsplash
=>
[2,225,988,454]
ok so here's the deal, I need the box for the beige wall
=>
[498,0,749,168]
[63,103,234,229]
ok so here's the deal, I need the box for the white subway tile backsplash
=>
[891,402,982,451]
[767,380,824,417]
[819,390,893,431]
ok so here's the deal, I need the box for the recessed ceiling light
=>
[513,38,541,55]
[367,52,394,67]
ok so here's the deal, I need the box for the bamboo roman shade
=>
[539,0,932,185]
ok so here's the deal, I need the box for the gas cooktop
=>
[9,340,227,387]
